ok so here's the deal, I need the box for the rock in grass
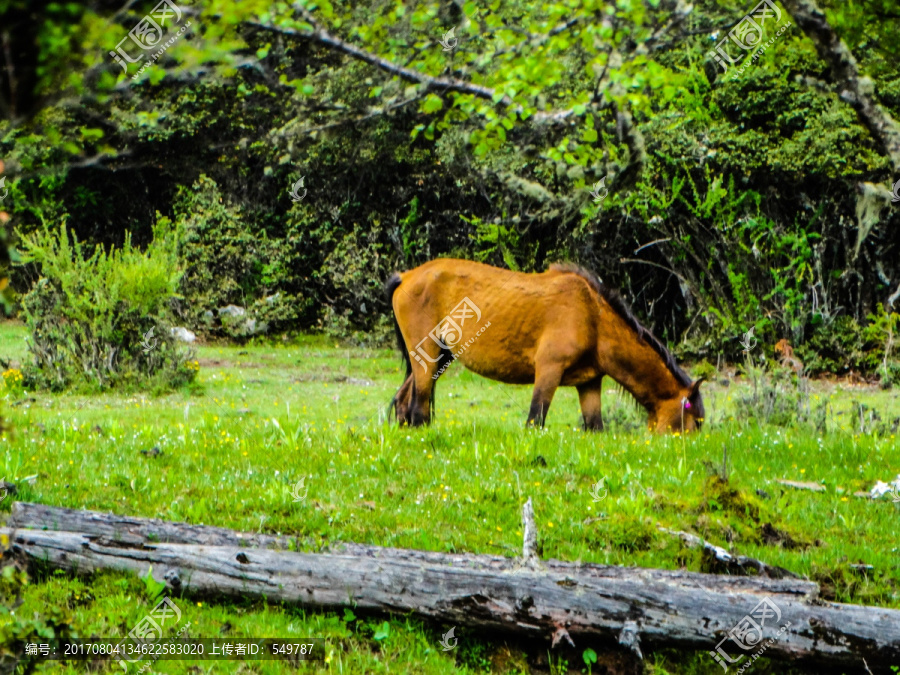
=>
[776,479,825,492]
[140,446,162,458]
[218,305,247,319]
[170,327,197,343]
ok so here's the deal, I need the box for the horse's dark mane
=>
[549,263,692,388]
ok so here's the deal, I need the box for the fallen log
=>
[3,503,900,669]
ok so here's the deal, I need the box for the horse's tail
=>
[385,271,439,423]
[386,273,411,382]
[386,272,410,419]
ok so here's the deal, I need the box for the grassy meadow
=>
[1,319,899,675]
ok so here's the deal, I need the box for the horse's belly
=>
[453,340,536,385]
[462,357,535,385]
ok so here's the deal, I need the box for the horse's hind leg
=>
[526,364,564,428]
[392,374,414,425]
[577,376,605,431]
[404,342,451,426]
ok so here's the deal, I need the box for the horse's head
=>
[651,378,706,434]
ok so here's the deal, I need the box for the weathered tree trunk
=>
[3,503,900,669]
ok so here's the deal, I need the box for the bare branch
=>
[521,496,541,568]
[247,18,503,104]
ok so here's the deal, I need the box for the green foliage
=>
[693,360,717,381]
[171,175,265,332]
[371,620,390,642]
[0,564,75,674]
[139,567,166,601]
[735,354,818,428]
[316,223,394,345]
[863,305,900,387]
[798,316,866,375]
[169,175,314,337]
[463,214,527,270]
[17,220,194,391]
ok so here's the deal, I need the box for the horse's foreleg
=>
[526,366,564,428]
[577,377,604,431]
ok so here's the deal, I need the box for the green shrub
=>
[316,224,394,345]
[17,220,195,391]
[0,558,75,674]
[168,175,314,338]
[736,355,813,427]
[797,316,866,375]
[692,360,718,381]
[863,305,900,388]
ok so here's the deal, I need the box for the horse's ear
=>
[690,377,706,397]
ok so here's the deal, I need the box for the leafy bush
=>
[0,564,75,674]
[863,306,900,388]
[168,175,315,338]
[797,316,866,375]
[17,221,195,391]
[735,355,814,428]
[316,224,394,345]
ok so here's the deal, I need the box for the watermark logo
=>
[109,0,190,79]
[408,298,491,379]
[290,477,308,502]
[140,327,158,353]
[589,177,609,203]
[439,27,458,52]
[115,596,182,672]
[0,175,7,201]
[589,479,608,502]
[892,179,900,203]
[739,326,757,354]
[709,597,791,672]
[289,176,307,202]
[438,626,457,651]
[708,0,790,78]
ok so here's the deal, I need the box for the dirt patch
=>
[197,358,266,369]
[759,522,815,550]
[197,358,228,368]
[293,373,373,386]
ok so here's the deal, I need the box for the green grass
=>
[1,320,899,674]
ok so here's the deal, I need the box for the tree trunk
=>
[3,503,900,669]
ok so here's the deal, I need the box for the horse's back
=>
[392,259,603,385]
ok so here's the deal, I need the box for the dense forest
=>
[1,0,899,379]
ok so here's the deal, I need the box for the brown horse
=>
[386,259,705,433]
